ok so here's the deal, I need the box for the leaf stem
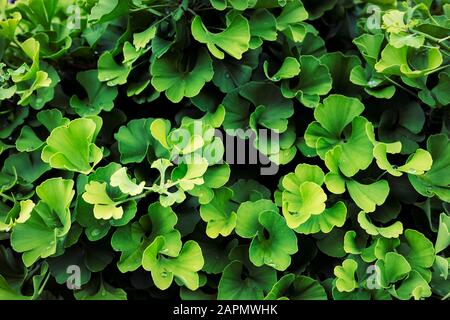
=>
[383,76,417,98]
[25,264,42,282]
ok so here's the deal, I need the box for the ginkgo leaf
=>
[151,49,214,103]
[110,167,145,196]
[281,55,332,108]
[376,252,411,287]
[199,188,238,238]
[276,0,309,31]
[373,143,433,177]
[191,14,250,60]
[0,200,35,232]
[142,236,204,291]
[210,0,257,11]
[248,9,277,48]
[235,199,298,271]
[375,45,443,78]
[280,164,327,228]
[409,134,450,202]
[11,178,74,267]
[294,201,347,234]
[41,117,103,174]
[111,203,181,273]
[82,181,124,220]
[263,57,300,81]
[97,54,130,86]
[346,179,389,213]
[1,0,448,302]
[334,259,358,293]
[133,25,156,49]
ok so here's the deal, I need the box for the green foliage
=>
[0,0,448,301]
[70,70,118,116]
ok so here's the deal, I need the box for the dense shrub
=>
[0,0,449,300]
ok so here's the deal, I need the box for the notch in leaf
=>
[142,236,204,291]
[235,199,298,271]
[111,203,182,273]
[41,117,103,175]
[151,48,214,103]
